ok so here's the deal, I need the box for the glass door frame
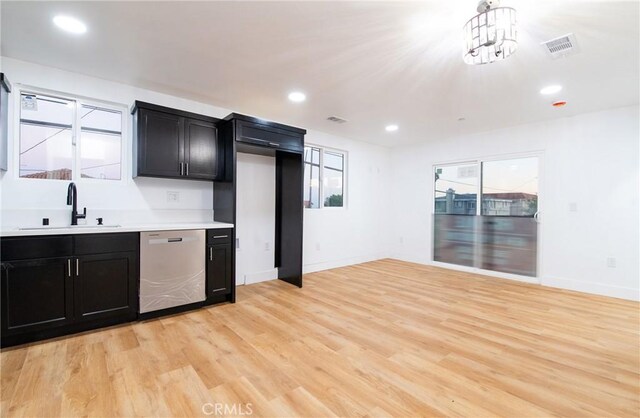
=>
[431,151,544,284]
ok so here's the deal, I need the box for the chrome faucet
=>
[66,182,86,226]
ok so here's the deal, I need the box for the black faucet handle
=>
[78,207,87,219]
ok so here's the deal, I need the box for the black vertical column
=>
[213,120,237,302]
[275,150,303,287]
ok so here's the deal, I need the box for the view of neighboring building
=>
[435,188,538,216]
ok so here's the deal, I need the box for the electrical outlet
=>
[167,191,180,203]
[569,202,578,212]
[606,257,616,268]
[399,236,404,244]
[315,242,321,251]
[265,242,270,251]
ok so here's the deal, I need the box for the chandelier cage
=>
[463,6,517,65]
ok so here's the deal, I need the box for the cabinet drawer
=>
[1,236,73,260]
[237,122,303,153]
[207,229,232,244]
[74,233,138,255]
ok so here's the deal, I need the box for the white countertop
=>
[0,222,234,237]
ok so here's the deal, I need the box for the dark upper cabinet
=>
[132,101,221,181]
[136,108,185,178]
[226,113,305,154]
[1,233,139,347]
[185,118,219,179]
[0,73,11,171]
[237,121,303,153]
[1,257,74,335]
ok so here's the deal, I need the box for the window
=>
[481,157,538,217]
[19,94,74,179]
[19,91,124,181]
[434,164,477,215]
[433,156,540,277]
[303,145,346,208]
[303,146,321,208]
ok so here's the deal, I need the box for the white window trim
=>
[304,143,348,210]
[13,84,129,184]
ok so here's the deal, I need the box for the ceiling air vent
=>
[327,116,348,124]
[541,33,579,59]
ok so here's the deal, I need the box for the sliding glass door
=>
[433,163,479,267]
[433,156,539,277]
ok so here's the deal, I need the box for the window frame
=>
[304,144,348,210]
[14,85,128,184]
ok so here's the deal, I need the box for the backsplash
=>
[1,209,215,230]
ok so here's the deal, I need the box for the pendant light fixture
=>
[463,0,517,65]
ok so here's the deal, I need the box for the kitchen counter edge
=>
[0,222,234,237]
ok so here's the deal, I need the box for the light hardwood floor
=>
[1,259,639,417]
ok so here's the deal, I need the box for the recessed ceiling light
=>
[288,92,306,103]
[385,124,399,132]
[540,85,562,95]
[53,15,87,34]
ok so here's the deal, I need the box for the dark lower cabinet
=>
[207,244,232,296]
[206,228,233,303]
[1,257,74,335]
[1,233,138,347]
[75,252,137,322]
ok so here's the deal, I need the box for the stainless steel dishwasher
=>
[139,229,206,314]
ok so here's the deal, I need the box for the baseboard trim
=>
[244,268,279,285]
[541,276,640,302]
[303,254,385,274]
[393,255,639,302]
[428,260,540,285]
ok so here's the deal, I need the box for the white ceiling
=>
[1,1,638,147]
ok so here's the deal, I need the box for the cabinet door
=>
[74,252,137,322]
[1,257,73,336]
[138,108,184,177]
[185,118,219,179]
[237,122,303,153]
[207,244,231,296]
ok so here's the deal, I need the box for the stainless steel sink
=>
[18,225,121,231]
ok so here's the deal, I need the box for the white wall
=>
[302,130,392,273]
[235,153,277,284]
[0,57,392,275]
[389,105,640,301]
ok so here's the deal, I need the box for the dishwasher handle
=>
[148,236,198,245]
